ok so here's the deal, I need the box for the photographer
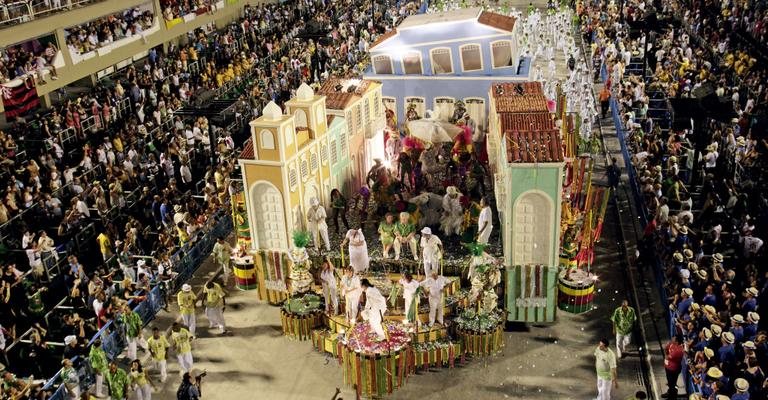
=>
[177,370,205,400]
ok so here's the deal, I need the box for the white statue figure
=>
[306,197,330,251]
[439,186,463,236]
[419,227,443,277]
[341,228,369,274]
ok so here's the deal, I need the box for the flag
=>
[2,79,40,118]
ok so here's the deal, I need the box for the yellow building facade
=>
[238,83,332,251]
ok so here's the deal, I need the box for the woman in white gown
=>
[341,228,369,274]
[340,267,362,324]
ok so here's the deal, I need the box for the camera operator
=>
[177,369,206,400]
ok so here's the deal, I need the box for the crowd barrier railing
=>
[41,206,232,399]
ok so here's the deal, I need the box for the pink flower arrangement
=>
[344,321,411,355]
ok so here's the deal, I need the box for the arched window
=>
[491,40,514,68]
[289,168,298,192]
[310,152,319,171]
[430,48,453,74]
[259,129,275,150]
[321,144,328,165]
[460,44,482,71]
[372,55,393,74]
[402,52,422,74]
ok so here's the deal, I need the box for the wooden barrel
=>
[233,257,257,291]
[557,269,596,314]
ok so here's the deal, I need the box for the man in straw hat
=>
[419,227,443,277]
[719,332,736,370]
[745,312,759,340]
[742,287,758,313]
[732,378,749,400]
[177,283,197,337]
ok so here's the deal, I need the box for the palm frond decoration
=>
[292,230,311,248]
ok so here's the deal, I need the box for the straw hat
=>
[734,378,749,392]
[704,305,717,315]
[673,252,684,262]
[743,341,756,350]
[746,287,758,297]
[715,395,730,400]
[711,325,722,337]
[731,314,745,324]
[713,253,724,263]
[696,270,708,280]
[706,367,723,379]
[748,312,760,323]
[174,205,183,212]
[688,262,699,272]
[722,331,735,344]
[702,327,712,340]
[690,303,700,312]
[704,347,714,359]
[683,249,694,260]
[689,394,704,400]
[682,288,693,297]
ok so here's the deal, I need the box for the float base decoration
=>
[453,309,506,356]
[337,321,412,398]
[557,268,597,314]
[312,329,341,357]
[281,294,323,340]
[409,340,465,371]
[254,249,290,305]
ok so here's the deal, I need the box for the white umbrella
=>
[406,110,463,143]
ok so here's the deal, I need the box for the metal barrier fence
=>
[43,207,232,399]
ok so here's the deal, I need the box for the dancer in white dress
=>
[340,267,362,324]
[341,228,369,274]
[361,279,388,340]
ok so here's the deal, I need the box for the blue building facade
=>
[364,7,530,128]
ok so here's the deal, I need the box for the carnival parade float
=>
[232,5,607,397]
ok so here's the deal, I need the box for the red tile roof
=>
[505,129,564,163]
[240,138,255,160]
[370,29,398,49]
[478,11,516,32]
[493,81,563,163]
[317,77,374,110]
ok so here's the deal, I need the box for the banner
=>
[2,79,40,118]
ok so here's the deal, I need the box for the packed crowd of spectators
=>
[0,40,59,84]
[160,0,212,21]
[0,0,427,397]
[580,0,768,398]
[65,7,156,55]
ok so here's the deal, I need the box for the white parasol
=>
[406,110,463,143]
